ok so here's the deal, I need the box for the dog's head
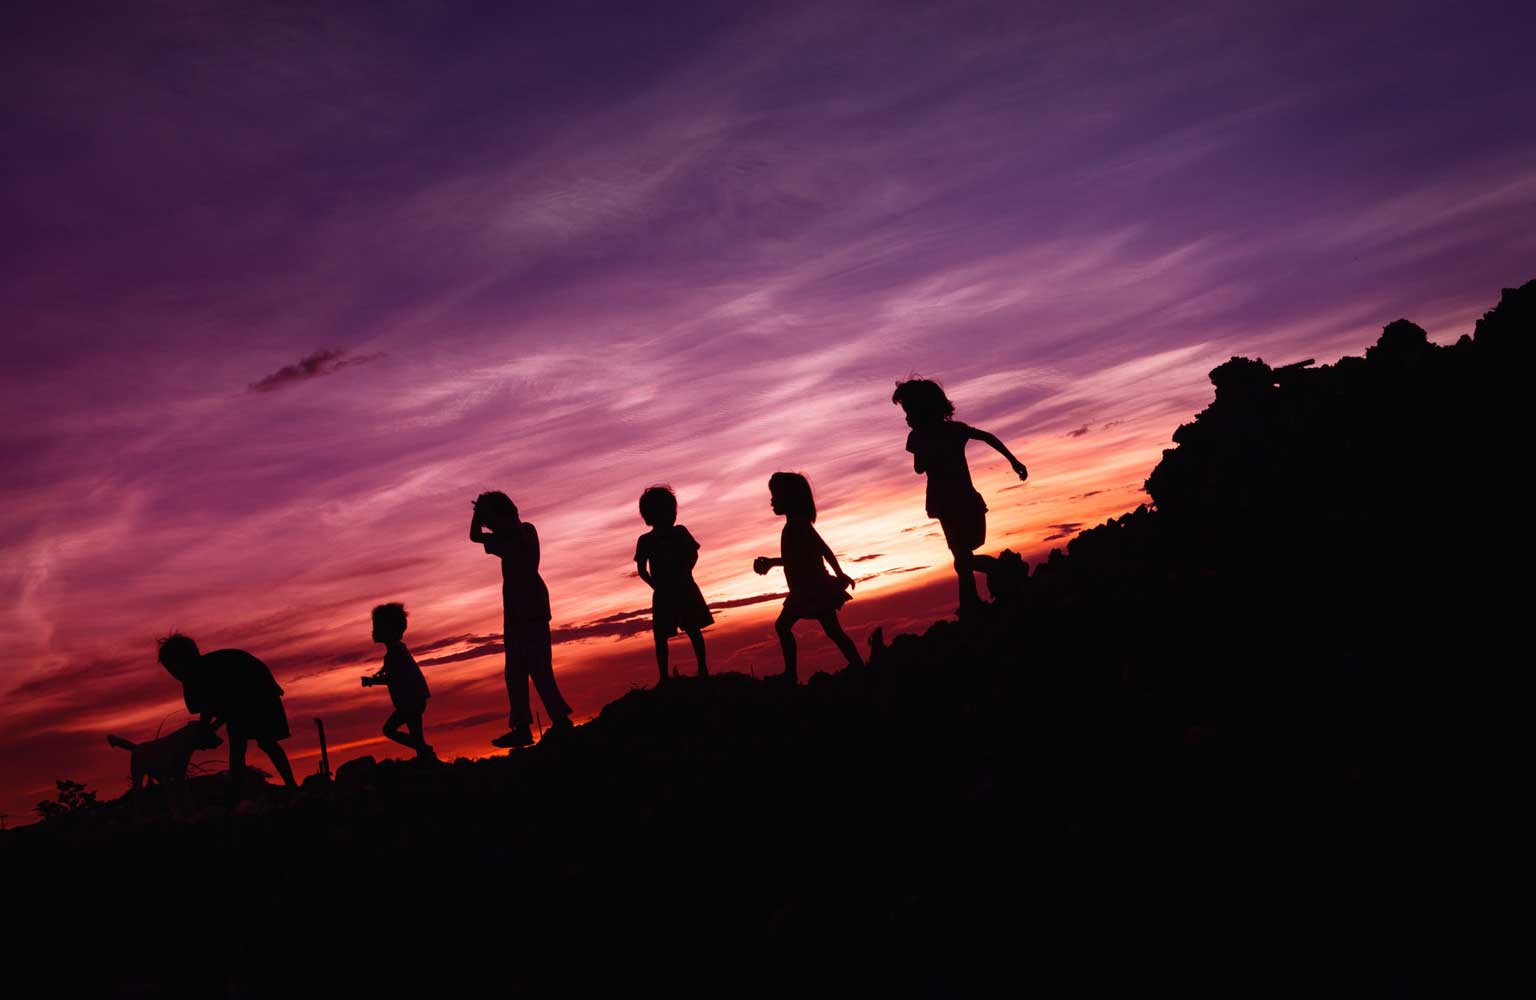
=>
[184,720,223,751]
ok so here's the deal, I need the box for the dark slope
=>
[5,281,1530,996]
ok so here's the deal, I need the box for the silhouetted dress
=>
[781,520,851,618]
[907,421,988,553]
[181,648,290,742]
[636,525,714,635]
[381,641,430,714]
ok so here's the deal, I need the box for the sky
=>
[2,0,1534,821]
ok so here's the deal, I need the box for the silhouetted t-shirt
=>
[483,522,552,622]
[381,641,430,710]
[181,649,284,725]
[634,525,700,586]
[906,421,988,519]
[635,525,714,634]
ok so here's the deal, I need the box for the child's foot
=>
[697,667,709,677]
[416,747,440,763]
[491,725,534,749]
[540,717,575,743]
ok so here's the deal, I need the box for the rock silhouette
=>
[7,281,1530,994]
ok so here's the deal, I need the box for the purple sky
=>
[3,0,1533,819]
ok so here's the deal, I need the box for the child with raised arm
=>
[635,485,713,685]
[362,602,436,761]
[892,378,1029,617]
[470,491,574,749]
[752,472,865,684]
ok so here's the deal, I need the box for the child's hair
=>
[891,377,955,423]
[638,485,678,527]
[372,602,408,638]
[769,472,816,522]
[156,632,199,667]
[476,491,518,520]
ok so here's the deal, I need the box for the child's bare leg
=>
[653,627,670,683]
[383,710,424,754]
[406,714,433,757]
[818,614,865,669]
[954,550,981,612]
[227,735,248,808]
[774,612,799,681]
[257,738,298,788]
[685,627,708,676]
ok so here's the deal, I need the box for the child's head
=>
[892,378,955,427]
[638,485,677,527]
[156,632,200,680]
[476,490,518,527]
[768,471,816,522]
[371,603,408,643]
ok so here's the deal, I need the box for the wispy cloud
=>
[249,350,385,393]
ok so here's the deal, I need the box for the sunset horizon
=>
[5,1,1535,824]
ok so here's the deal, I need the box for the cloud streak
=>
[249,350,386,393]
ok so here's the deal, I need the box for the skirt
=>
[782,573,852,619]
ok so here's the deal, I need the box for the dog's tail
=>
[106,734,137,751]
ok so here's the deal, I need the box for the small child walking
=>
[363,602,436,761]
[892,378,1029,617]
[752,472,865,683]
[635,485,713,684]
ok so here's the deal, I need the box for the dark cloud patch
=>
[849,554,883,563]
[248,349,385,393]
[900,525,930,533]
[1042,522,1084,541]
[1072,490,1104,500]
[856,566,929,582]
[1066,424,1091,438]
[709,592,787,611]
[420,641,503,667]
[583,607,652,627]
[432,711,505,732]
[1102,420,1125,430]
[552,617,654,644]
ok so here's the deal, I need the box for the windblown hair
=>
[891,377,956,424]
[769,471,817,522]
[156,632,200,669]
[372,602,408,638]
[476,490,518,520]
[639,485,678,527]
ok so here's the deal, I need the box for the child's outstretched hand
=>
[837,571,856,590]
[1013,461,1029,483]
[753,556,772,575]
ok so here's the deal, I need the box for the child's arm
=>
[753,556,782,575]
[636,558,654,589]
[469,503,489,543]
[813,529,856,589]
[967,426,1029,481]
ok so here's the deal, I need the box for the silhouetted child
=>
[892,378,1029,617]
[635,485,713,684]
[156,633,299,808]
[470,491,574,748]
[752,472,865,683]
[363,602,436,761]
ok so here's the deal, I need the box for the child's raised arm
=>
[967,426,1029,481]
